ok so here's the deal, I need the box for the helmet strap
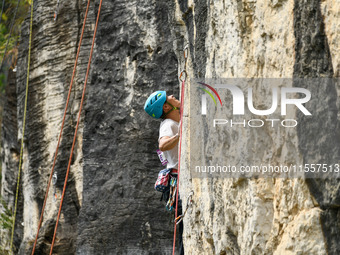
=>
[162,101,179,118]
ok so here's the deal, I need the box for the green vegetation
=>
[0,195,13,254]
[0,196,12,230]
[0,1,30,194]
[0,247,11,255]
[0,73,5,93]
[0,2,34,253]
[0,0,31,89]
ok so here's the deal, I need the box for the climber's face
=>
[162,94,181,122]
[166,95,180,108]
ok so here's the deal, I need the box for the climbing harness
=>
[53,0,60,21]
[0,0,21,71]
[49,0,103,253]
[31,0,91,254]
[175,191,194,225]
[10,0,32,252]
[172,44,189,255]
[166,176,177,211]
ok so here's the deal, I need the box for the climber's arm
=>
[159,134,179,151]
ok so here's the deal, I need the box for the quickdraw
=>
[166,176,177,211]
[179,70,187,83]
[178,44,188,83]
[175,190,194,225]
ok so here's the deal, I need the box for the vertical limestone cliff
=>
[76,0,180,254]
[179,1,340,255]
[0,0,339,254]
[1,0,96,253]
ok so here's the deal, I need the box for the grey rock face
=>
[76,0,179,254]
[0,0,339,254]
[293,1,340,254]
[2,0,182,254]
[2,0,96,254]
[180,0,340,254]
[1,69,22,251]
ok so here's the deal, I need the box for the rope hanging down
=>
[0,0,21,71]
[49,0,103,253]
[30,0,91,254]
[172,44,188,255]
[10,0,33,252]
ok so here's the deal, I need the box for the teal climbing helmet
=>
[144,91,167,119]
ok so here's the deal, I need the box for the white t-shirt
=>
[158,119,179,169]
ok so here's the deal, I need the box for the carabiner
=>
[183,44,189,60]
[179,70,187,82]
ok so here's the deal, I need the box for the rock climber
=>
[144,91,184,255]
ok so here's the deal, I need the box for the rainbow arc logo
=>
[198,82,223,115]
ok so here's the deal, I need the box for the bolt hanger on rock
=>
[54,0,60,21]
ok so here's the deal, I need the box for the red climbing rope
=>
[172,79,185,255]
[49,0,103,253]
[172,46,188,255]
[31,0,91,254]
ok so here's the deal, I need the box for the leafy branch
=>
[0,195,13,230]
